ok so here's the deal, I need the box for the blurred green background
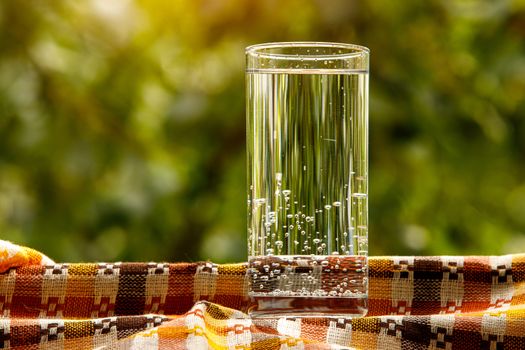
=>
[1,0,524,262]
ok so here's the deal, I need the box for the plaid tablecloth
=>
[1,240,524,349]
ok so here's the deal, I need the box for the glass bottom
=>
[247,255,368,318]
[247,295,368,318]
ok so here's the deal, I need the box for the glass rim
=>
[245,41,369,61]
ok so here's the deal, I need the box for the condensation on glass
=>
[246,42,369,318]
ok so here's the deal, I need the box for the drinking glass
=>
[246,42,369,318]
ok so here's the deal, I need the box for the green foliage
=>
[0,1,524,262]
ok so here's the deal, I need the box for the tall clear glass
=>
[246,42,369,318]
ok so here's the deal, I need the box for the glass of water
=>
[246,42,369,318]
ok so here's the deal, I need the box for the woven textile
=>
[1,241,525,349]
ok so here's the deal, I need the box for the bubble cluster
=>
[250,184,369,256]
[248,255,367,298]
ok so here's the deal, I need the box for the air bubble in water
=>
[282,190,291,196]
[333,201,341,207]
[324,205,332,210]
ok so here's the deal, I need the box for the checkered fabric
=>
[1,240,525,349]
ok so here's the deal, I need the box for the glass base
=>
[247,295,368,319]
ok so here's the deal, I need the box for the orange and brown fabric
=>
[1,240,524,349]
